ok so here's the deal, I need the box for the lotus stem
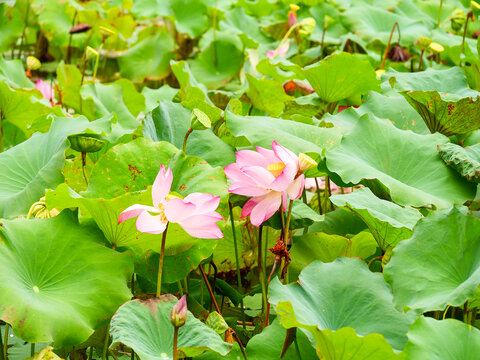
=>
[209,261,218,313]
[212,0,218,67]
[82,152,88,186]
[182,128,193,153]
[0,110,4,153]
[442,305,451,320]
[173,327,179,360]
[257,225,268,316]
[199,264,220,313]
[108,349,119,360]
[0,326,4,360]
[284,200,294,242]
[323,176,331,214]
[418,48,425,71]
[30,343,34,358]
[367,255,383,269]
[314,178,322,215]
[437,0,443,28]
[320,24,327,59]
[264,257,280,327]
[157,223,169,297]
[380,22,400,70]
[228,200,246,328]
[92,42,103,83]
[18,2,30,60]
[130,349,134,360]
[461,11,473,66]
[102,325,110,360]
[66,10,77,64]
[2,324,7,360]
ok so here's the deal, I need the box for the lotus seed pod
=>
[429,42,444,53]
[298,153,318,171]
[26,56,41,70]
[170,295,188,328]
[99,25,116,37]
[68,133,105,153]
[69,23,92,34]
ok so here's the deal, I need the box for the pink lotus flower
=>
[35,79,55,105]
[224,141,305,226]
[266,39,290,59]
[118,165,223,238]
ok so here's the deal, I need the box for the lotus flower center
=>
[267,162,285,178]
[157,203,168,223]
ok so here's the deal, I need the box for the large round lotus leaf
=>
[118,32,175,82]
[330,187,422,250]
[289,231,377,280]
[341,5,431,46]
[169,0,208,38]
[0,211,133,347]
[384,206,480,312]
[404,317,480,360]
[402,91,480,136]
[298,52,380,104]
[225,111,344,154]
[269,258,417,351]
[246,74,292,117]
[109,295,231,360]
[275,302,404,360]
[438,142,480,182]
[0,116,109,218]
[325,114,476,208]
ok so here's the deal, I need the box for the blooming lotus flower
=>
[118,165,223,239]
[35,79,54,104]
[224,141,305,226]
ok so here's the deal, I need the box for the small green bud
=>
[415,37,432,50]
[190,108,211,131]
[298,153,318,171]
[170,295,188,328]
[26,56,41,70]
[451,9,466,31]
[298,17,316,36]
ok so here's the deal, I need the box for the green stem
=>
[177,280,184,296]
[314,178,322,215]
[82,152,89,186]
[88,346,93,360]
[228,201,246,330]
[130,348,135,360]
[92,42,103,83]
[157,223,169,297]
[418,48,425,72]
[30,344,35,358]
[0,325,4,360]
[258,225,268,316]
[108,349,119,360]
[102,325,110,360]
[461,12,473,66]
[18,2,30,60]
[284,200,294,243]
[437,0,443,28]
[3,323,8,360]
[212,0,218,67]
[66,10,77,64]
[173,327,179,360]
[182,128,193,153]
[294,336,303,360]
[323,176,330,214]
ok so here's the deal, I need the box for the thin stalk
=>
[294,337,303,360]
[367,256,383,269]
[323,176,330,214]
[3,323,8,360]
[470,307,477,325]
[463,302,469,324]
[182,128,193,153]
[183,276,189,294]
[66,10,77,64]
[320,24,327,58]
[130,348,134,360]
[102,326,110,360]
[131,274,135,297]
[271,23,300,58]
[437,0,443,28]
[177,280,184,296]
[79,57,88,113]
[200,277,204,308]
[30,344,35,358]
[258,225,268,315]
[442,305,451,320]
[92,42,103,83]
[264,258,280,327]
[0,325,4,360]
[314,178,322,215]
[157,224,169,297]
[108,349,119,360]
[82,152,88,186]
[18,2,30,59]
[263,227,268,280]
[228,201,246,329]
[209,261,218,312]
[418,48,425,71]
[0,110,4,153]
[173,327,179,360]
[284,200,294,243]
[380,22,400,70]
[199,264,221,314]
[88,347,93,360]
[461,12,473,65]
[212,0,218,66]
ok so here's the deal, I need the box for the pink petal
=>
[179,215,223,239]
[287,175,305,200]
[282,191,288,212]
[269,170,296,192]
[152,165,173,206]
[118,204,159,224]
[271,141,298,167]
[235,150,269,168]
[277,39,290,58]
[136,211,167,234]
[35,79,53,102]
[304,178,317,190]
[255,146,280,164]
[241,166,276,188]
[249,192,282,226]
[224,164,258,187]
[229,184,270,197]
[165,198,197,223]
[241,197,260,218]
[183,193,220,213]
[266,50,275,59]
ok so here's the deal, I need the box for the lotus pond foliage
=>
[1,0,480,359]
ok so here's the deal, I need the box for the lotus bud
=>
[69,23,92,34]
[298,153,318,171]
[429,42,444,53]
[451,9,466,31]
[288,4,299,27]
[190,108,211,131]
[26,56,41,70]
[99,25,116,37]
[298,17,316,36]
[170,295,188,328]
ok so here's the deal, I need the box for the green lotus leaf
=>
[404,317,480,360]
[0,116,109,218]
[325,114,476,208]
[225,111,344,154]
[0,56,33,88]
[189,34,244,89]
[0,5,23,53]
[118,32,175,82]
[168,0,208,38]
[307,207,368,236]
[276,301,405,359]
[269,258,417,351]
[0,211,133,347]
[68,133,105,153]
[144,101,235,167]
[265,200,324,230]
[246,74,292,117]
[402,90,480,136]
[384,206,480,312]
[341,4,432,45]
[109,295,231,360]
[0,81,53,137]
[330,187,422,250]
[298,52,380,104]
[438,142,480,182]
[289,231,377,280]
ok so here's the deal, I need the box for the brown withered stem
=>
[381,22,401,70]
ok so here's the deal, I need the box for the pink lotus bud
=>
[170,295,188,328]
